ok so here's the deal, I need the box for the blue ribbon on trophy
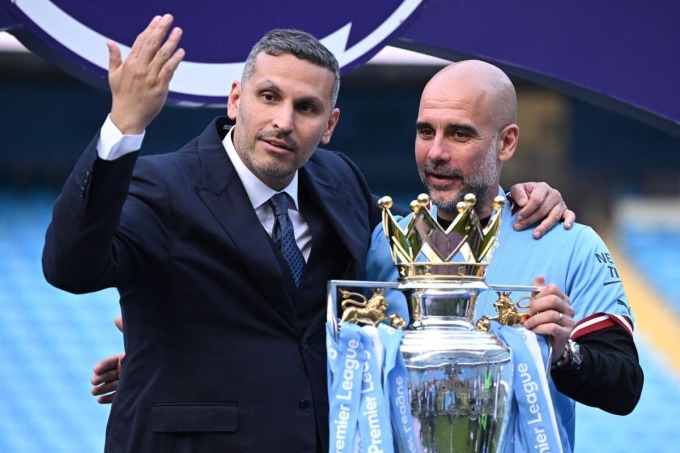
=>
[327,321,364,453]
[378,325,418,453]
[356,326,394,452]
[327,313,417,453]
[491,325,563,453]
[327,313,562,453]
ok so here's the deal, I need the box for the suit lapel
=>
[300,159,365,276]
[194,119,298,331]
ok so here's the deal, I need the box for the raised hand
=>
[108,14,185,134]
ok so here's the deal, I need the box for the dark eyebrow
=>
[256,79,278,90]
[255,79,326,110]
[295,95,325,110]
[415,121,480,137]
[444,123,479,137]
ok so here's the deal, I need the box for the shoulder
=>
[308,148,361,173]
[134,147,198,180]
[128,141,205,201]
[306,148,371,197]
[541,222,606,250]
[514,223,611,267]
[133,118,225,180]
[492,217,609,276]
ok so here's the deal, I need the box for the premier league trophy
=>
[326,194,557,453]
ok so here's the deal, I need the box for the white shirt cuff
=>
[96,114,145,160]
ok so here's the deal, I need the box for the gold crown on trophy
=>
[378,193,505,281]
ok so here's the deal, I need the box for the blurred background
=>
[1,32,679,451]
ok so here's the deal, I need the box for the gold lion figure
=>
[339,288,405,329]
[476,292,530,331]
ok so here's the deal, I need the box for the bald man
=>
[367,60,643,452]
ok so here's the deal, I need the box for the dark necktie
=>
[269,192,305,286]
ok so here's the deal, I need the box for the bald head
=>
[415,60,520,219]
[422,60,517,130]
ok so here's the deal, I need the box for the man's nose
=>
[272,104,294,132]
[427,136,450,162]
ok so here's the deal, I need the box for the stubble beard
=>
[234,124,301,185]
[419,139,500,218]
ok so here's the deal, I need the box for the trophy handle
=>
[338,288,406,329]
[476,291,532,331]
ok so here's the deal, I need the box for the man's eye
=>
[261,93,276,102]
[418,129,434,138]
[453,130,470,141]
[298,103,316,113]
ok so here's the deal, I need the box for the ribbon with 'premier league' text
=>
[492,325,563,453]
[377,324,418,453]
[328,319,418,453]
[356,326,394,452]
[327,322,365,453]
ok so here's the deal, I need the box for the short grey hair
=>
[241,29,341,108]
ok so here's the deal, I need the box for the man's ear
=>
[498,124,519,162]
[320,108,341,145]
[226,81,241,120]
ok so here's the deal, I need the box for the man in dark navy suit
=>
[44,14,572,452]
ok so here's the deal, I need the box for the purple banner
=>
[1,0,678,134]
[0,0,425,104]
[396,0,680,135]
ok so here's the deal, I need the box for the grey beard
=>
[428,180,492,218]
[418,162,497,218]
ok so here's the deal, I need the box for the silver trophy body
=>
[400,282,512,452]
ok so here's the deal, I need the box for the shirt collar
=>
[222,127,300,211]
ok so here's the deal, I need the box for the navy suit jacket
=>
[43,117,381,452]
